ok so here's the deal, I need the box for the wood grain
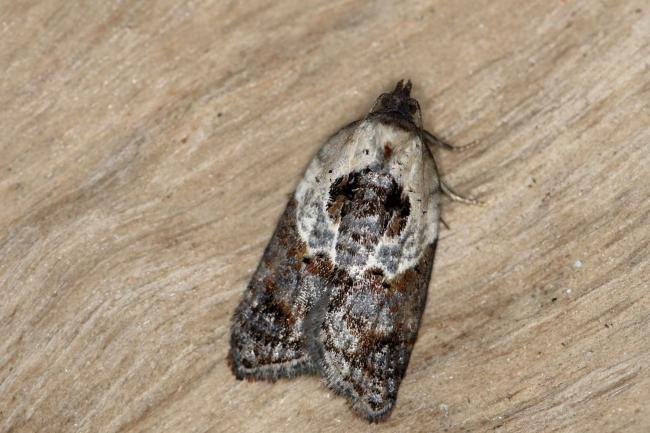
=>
[1,1,648,432]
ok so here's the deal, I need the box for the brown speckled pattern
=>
[230,82,442,423]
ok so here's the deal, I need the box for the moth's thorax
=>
[294,118,440,279]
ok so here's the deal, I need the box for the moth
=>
[229,80,476,422]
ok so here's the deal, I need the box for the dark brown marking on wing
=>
[383,143,393,160]
[229,199,333,381]
[318,240,437,422]
[327,168,411,268]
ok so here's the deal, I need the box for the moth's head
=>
[371,80,420,123]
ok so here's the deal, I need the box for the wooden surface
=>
[1,1,648,432]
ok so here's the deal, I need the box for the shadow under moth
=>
[229,80,477,422]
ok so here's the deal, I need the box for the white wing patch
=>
[294,118,440,279]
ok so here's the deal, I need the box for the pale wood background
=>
[1,1,648,432]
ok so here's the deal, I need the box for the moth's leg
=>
[422,129,478,152]
[440,180,482,205]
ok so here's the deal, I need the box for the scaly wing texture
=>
[317,164,438,421]
[229,199,327,380]
[318,241,436,421]
[229,121,360,381]
[230,115,439,422]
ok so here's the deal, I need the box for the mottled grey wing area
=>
[229,199,329,381]
[316,166,437,421]
[317,242,436,422]
[326,169,411,269]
